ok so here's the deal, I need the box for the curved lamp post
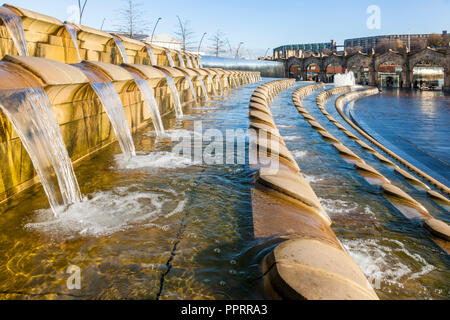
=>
[198,32,207,55]
[151,17,162,44]
[235,42,244,59]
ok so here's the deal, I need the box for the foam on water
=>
[115,152,193,170]
[25,186,186,239]
[319,198,359,214]
[283,136,300,141]
[304,174,323,184]
[144,129,202,140]
[292,150,308,159]
[277,124,294,129]
[342,238,435,289]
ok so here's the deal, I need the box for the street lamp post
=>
[151,18,162,44]
[198,32,207,55]
[235,42,244,59]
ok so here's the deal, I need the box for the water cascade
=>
[0,80,81,214]
[184,75,198,107]
[216,75,224,95]
[231,74,238,88]
[207,75,218,97]
[163,74,183,117]
[0,6,29,56]
[197,76,209,102]
[112,35,129,63]
[177,52,186,68]
[186,56,193,68]
[128,70,165,136]
[64,23,81,61]
[74,63,136,158]
[165,50,175,67]
[334,71,356,87]
[146,45,157,65]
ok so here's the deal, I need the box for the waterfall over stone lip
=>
[112,35,129,64]
[73,63,136,158]
[64,22,81,61]
[207,75,218,97]
[184,75,198,107]
[177,52,186,68]
[0,85,82,214]
[0,6,29,56]
[146,45,157,65]
[186,56,193,68]
[197,76,209,102]
[128,70,166,136]
[163,74,183,118]
[165,50,175,67]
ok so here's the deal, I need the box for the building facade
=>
[344,31,447,53]
[273,41,337,59]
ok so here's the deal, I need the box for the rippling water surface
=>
[351,89,450,185]
[270,85,449,300]
[0,82,268,300]
[0,82,448,300]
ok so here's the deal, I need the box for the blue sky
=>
[5,0,450,57]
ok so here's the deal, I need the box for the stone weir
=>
[299,85,450,253]
[318,88,450,249]
[0,3,261,204]
[248,80,379,300]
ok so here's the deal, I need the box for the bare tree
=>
[115,0,148,38]
[375,38,403,54]
[175,16,195,51]
[427,34,443,48]
[322,48,333,56]
[209,30,227,57]
[346,46,364,55]
[410,38,427,51]
[78,0,88,24]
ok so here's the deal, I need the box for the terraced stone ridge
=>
[313,86,450,249]
[249,80,378,300]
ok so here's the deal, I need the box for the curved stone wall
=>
[334,90,450,196]
[249,81,378,300]
[309,86,450,251]
[0,4,261,204]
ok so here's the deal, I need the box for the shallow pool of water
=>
[270,85,449,300]
[0,82,269,300]
[0,81,448,300]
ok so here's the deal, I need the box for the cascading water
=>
[0,83,81,214]
[74,63,136,158]
[112,35,129,63]
[334,71,356,87]
[64,23,81,61]
[216,75,224,96]
[177,52,186,68]
[165,50,175,67]
[163,74,183,117]
[146,45,157,65]
[184,75,198,107]
[128,70,165,136]
[186,56,193,68]
[197,76,209,102]
[0,6,29,56]
[231,74,238,88]
[207,75,218,97]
